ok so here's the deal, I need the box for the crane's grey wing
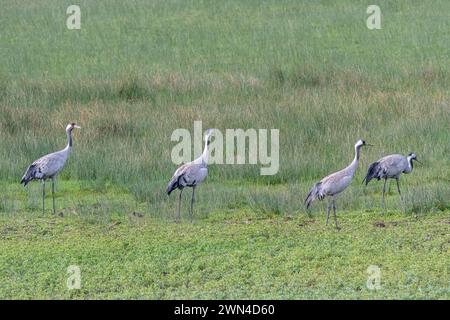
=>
[167,163,192,195]
[320,171,353,196]
[21,152,67,186]
[183,164,207,185]
[36,152,68,177]
[364,154,406,184]
[379,154,407,177]
[21,163,42,186]
[21,155,50,185]
[305,170,349,208]
[167,162,208,195]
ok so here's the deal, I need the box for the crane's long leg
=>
[52,177,56,215]
[42,180,46,214]
[382,178,387,210]
[189,186,196,221]
[326,200,331,225]
[396,178,403,201]
[177,189,183,222]
[332,198,340,230]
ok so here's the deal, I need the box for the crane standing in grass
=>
[167,129,213,221]
[305,139,372,229]
[363,152,421,208]
[21,123,81,214]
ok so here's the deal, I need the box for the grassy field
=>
[1,204,448,299]
[0,0,449,299]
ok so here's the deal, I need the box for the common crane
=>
[363,152,420,208]
[167,129,213,221]
[305,139,372,229]
[21,123,81,214]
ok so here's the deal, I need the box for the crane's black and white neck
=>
[347,139,369,175]
[64,122,81,150]
[405,152,417,173]
[193,128,212,167]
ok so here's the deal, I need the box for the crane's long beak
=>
[366,143,374,147]
[74,125,81,129]
[414,159,422,165]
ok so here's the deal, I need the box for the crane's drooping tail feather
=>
[167,173,186,195]
[166,177,178,195]
[362,161,381,185]
[304,181,324,209]
[20,164,37,187]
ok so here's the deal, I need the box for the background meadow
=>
[0,0,448,299]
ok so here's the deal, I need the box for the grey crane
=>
[167,129,213,221]
[20,123,81,214]
[304,139,371,229]
[363,152,420,208]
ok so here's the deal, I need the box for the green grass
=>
[0,182,448,299]
[0,195,448,299]
[0,0,449,299]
